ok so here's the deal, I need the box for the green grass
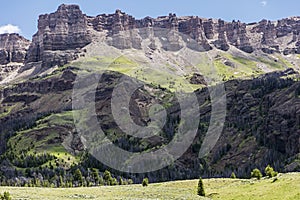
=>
[53,52,295,92]
[70,55,205,92]
[257,57,285,70]
[37,111,74,126]
[6,111,78,168]
[0,103,16,118]
[213,54,263,80]
[213,59,253,80]
[0,173,299,199]
[0,180,203,200]
[276,55,294,68]
[205,173,300,200]
[210,53,296,81]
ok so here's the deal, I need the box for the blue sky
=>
[0,0,299,39]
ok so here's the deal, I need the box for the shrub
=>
[272,177,278,183]
[74,168,83,186]
[197,177,205,196]
[99,176,104,186]
[142,178,149,187]
[265,165,278,178]
[0,191,12,200]
[103,170,113,185]
[91,168,100,185]
[230,172,236,179]
[111,178,118,186]
[119,178,124,185]
[251,168,262,180]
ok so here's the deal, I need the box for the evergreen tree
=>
[103,170,113,185]
[197,177,205,197]
[58,175,64,187]
[119,178,124,185]
[91,168,100,185]
[230,172,236,179]
[1,191,12,200]
[35,178,41,187]
[111,178,118,186]
[142,178,149,187]
[74,169,83,186]
[251,168,262,180]
[99,176,104,186]
[265,165,278,178]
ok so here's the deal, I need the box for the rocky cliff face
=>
[0,33,30,82]
[0,33,30,65]
[26,4,91,68]
[20,4,300,70]
[87,10,300,55]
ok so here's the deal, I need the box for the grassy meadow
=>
[0,173,299,200]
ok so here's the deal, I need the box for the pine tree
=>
[91,168,100,185]
[1,191,12,200]
[197,177,205,196]
[103,170,113,185]
[111,178,118,186]
[128,179,133,184]
[265,165,278,178]
[119,178,124,185]
[59,175,64,187]
[99,176,104,186]
[251,168,262,180]
[74,169,83,186]
[230,172,236,179]
[142,178,149,187]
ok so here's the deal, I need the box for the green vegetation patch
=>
[6,111,78,169]
[0,173,298,200]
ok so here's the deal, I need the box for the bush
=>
[272,177,278,183]
[142,178,149,187]
[0,191,12,200]
[197,177,205,196]
[91,168,100,185]
[74,168,83,186]
[111,178,118,186]
[103,170,113,185]
[251,168,262,180]
[230,172,236,179]
[265,165,278,178]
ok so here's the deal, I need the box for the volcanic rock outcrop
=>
[87,9,300,55]
[1,4,296,70]
[0,33,30,81]
[26,4,92,68]
[0,33,30,65]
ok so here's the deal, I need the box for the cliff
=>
[25,4,92,68]
[0,33,30,65]
[17,4,300,69]
[0,4,299,184]
[0,33,30,82]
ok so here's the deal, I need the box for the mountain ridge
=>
[0,4,299,186]
[1,4,300,70]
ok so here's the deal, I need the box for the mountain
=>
[0,33,30,83]
[0,4,299,185]
[2,4,300,84]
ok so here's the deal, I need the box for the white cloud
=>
[0,24,21,34]
[261,1,267,7]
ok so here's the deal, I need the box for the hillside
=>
[0,4,299,186]
[2,4,300,84]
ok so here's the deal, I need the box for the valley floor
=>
[0,173,299,200]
